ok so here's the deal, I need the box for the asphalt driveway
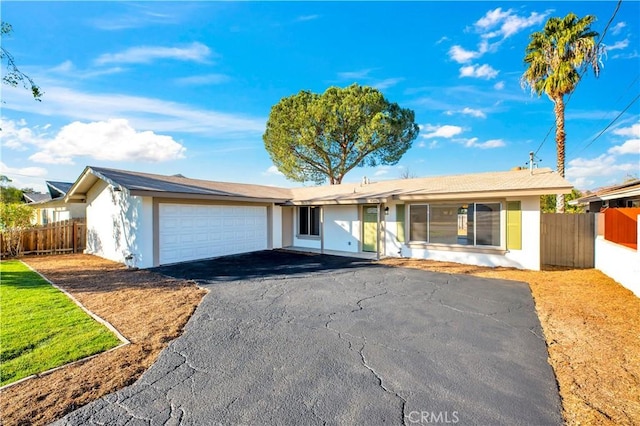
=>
[55,250,561,425]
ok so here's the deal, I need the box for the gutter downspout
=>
[320,206,324,255]
[376,203,381,261]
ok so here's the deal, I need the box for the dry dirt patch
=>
[0,254,207,426]
[381,258,640,426]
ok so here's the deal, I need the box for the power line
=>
[597,0,623,49]
[567,73,639,157]
[572,93,640,157]
[533,121,555,157]
[532,0,623,157]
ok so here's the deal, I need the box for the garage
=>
[159,203,268,265]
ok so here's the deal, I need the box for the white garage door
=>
[159,203,268,265]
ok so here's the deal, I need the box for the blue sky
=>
[1,1,638,193]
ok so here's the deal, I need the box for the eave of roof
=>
[600,186,640,200]
[23,192,52,203]
[131,190,289,204]
[46,180,73,198]
[67,166,293,203]
[574,180,640,203]
[65,166,573,206]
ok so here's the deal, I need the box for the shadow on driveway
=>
[151,249,377,283]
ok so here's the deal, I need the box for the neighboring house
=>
[24,181,86,225]
[570,179,640,212]
[66,166,572,270]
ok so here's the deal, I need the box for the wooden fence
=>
[541,213,595,268]
[0,219,86,257]
[603,207,640,250]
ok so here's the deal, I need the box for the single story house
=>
[65,166,572,270]
[24,181,86,225]
[570,179,640,212]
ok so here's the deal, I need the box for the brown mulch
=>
[0,254,207,426]
[381,258,640,426]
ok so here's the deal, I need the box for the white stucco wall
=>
[595,236,640,298]
[384,197,542,270]
[293,234,321,249]
[504,196,541,270]
[36,202,86,225]
[84,180,153,268]
[323,205,360,253]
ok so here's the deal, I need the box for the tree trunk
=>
[554,95,566,213]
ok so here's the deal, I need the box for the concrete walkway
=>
[54,251,561,425]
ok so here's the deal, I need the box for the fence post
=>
[73,221,78,253]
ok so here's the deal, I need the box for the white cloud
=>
[445,108,486,119]
[450,8,549,67]
[612,51,640,60]
[263,165,284,176]
[461,107,486,118]
[337,70,403,90]
[49,60,126,79]
[51,60,74,73]
[566,154,637,187]
[422,125,463,139]
[460,137,505,149]
[476,139,505,149]
[475,8,548,39]
[175,73,231,86]
[494,81,505,90]
[0,161,48,178]
[475,8,512,31]
[499,11,547,38]
[459,64,499,79]
[611,22,626,36]
[337,69,372,80]
[295,15,320,22]
[0,118,49,150]
[608,139,640,155]
[28,119,186,165]
[0,162,48,193]
[90,3,186,30]
[429,140,439,149]
[436,36,449,45]
[448,45,480,64]
[2,84,266,137]
[607,39,629,51]
[374,166,390,177]
[95,42,211,65]
[373,77,404,90]
[613,123,640,138]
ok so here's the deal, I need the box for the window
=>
[409,205,428,242]
[299,206,320,236]
[408,202,502,247]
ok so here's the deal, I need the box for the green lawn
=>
[0,260,121,387]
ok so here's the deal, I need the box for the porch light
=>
[384,206,390,216]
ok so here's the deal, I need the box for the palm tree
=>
[522,13,601,213]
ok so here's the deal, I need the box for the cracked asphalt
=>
[53,250,561,425]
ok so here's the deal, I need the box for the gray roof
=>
[67,166,573,205]
[288,167,573,204]
[573,179,640,204]
[71,166,292,202]
[23,192,52,203]
[46,181,73,197]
